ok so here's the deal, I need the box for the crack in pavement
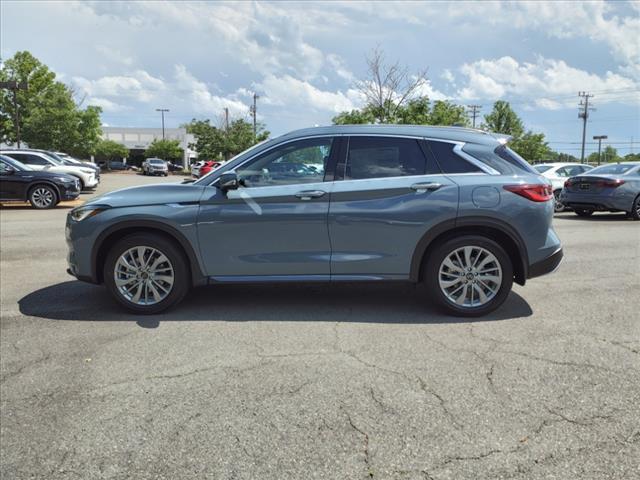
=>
[342,406,374,479]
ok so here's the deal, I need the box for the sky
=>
[1,0,639,157]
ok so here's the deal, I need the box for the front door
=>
[328,135,459,279]
[197,136,337,279]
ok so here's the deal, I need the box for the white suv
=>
[1,149,99,190]
[142,158,169,176]
[534,162,593,212]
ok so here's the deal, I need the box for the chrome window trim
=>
[207,132,501,187]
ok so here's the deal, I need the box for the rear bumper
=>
[528,247,563,279]
[560,191,630,212]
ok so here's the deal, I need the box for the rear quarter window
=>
[425,141,482,174]
[462,144,537,175]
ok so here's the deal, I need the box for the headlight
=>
[80,168,94,174]
[70,205,109,222]
[55,177,74,183]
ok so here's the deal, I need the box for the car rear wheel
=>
[630,195,640,221]
[424,236,513,317]
[574,208,593,217]
[104,234,190,314]
[28,184,58,209]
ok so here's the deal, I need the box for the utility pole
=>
[156,108,169,140]
[249,93,259,141]
[224,107,229,131]
[0,80,29,148]
[593,135,607,166]
[578,92,594,164]
[467,104,482,128]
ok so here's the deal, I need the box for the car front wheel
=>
[104,234,190,314]
[28,184,58,209]
[553,190,566,213]
[424,236,513,317]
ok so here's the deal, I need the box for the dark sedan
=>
[0,155,80,208]
[560,162,640,220]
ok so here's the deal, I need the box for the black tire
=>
[553,190,566,213]
[424,235,513,317]
[76,177,85,190]
[28,184,58,209]
[574,208,593,217]
[630,195,640,221]
[104,233,190,314]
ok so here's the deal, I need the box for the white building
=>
[102,127,197,168]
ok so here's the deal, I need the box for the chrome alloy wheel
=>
[31,187,54,208]
[636,198,640,217]
[438,246,503,308]
[114,246,175,305]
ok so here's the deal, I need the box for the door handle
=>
[295,190,326,200]
[410,182,443,193]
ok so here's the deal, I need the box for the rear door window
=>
[6,153,50,166]
[340,136,433,180]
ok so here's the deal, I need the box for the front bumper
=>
[83,174,99,188]
[528,247,563,279]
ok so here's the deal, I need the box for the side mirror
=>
[218,172,239,193]
[1,165,15,175]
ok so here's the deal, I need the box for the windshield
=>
[587,163,638,175]
[534,165,552,173]
[149,159,165,164]
[195,138,270,184]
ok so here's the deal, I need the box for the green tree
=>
[94,139,128,169]
[428,100,469,127]
[145,139,183,161]
[624,153,640,162]
[510,131,551,163]
[0,51,102,156]
[184,118,269,160]
[482,100,524,137]
[333,97,469,127]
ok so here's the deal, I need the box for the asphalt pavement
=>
[1,173,639,479]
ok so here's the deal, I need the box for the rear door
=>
[328,135,458,279]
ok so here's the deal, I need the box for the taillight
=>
[564,179,573,188]
[503,184,553,202]
[597,179,625,188]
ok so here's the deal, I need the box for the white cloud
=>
[257,75,362,113]
[456,56,638,108]
[95,45,133,66]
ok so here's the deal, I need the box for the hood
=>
[19,169,77,182]
[87,182,207,208]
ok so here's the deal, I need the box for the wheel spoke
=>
[473,284,488,304]
[455,285,469,305]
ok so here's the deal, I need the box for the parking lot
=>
[1,173,638,479]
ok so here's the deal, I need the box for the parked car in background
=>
[51,151,101,176]
[534,163,593,212]
[198,161,222,177]
[560,162,640,220]
[66,125,563,317]
[142,158,169,176]
[167,162,183,172]
[0,155,80,208]
[99,161,132,171]
[190,160,205,177]
[0,149,99,190]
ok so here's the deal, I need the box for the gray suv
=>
[66,125,563,317]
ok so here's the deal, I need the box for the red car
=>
[199,161,221,177]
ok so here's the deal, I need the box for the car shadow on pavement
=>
[556,212,631,221]
[19,280,533,328]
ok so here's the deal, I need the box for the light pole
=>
[249,93,259,141]
[593,135,607,166]
[0,80,29,148]
[156,108,169,140]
